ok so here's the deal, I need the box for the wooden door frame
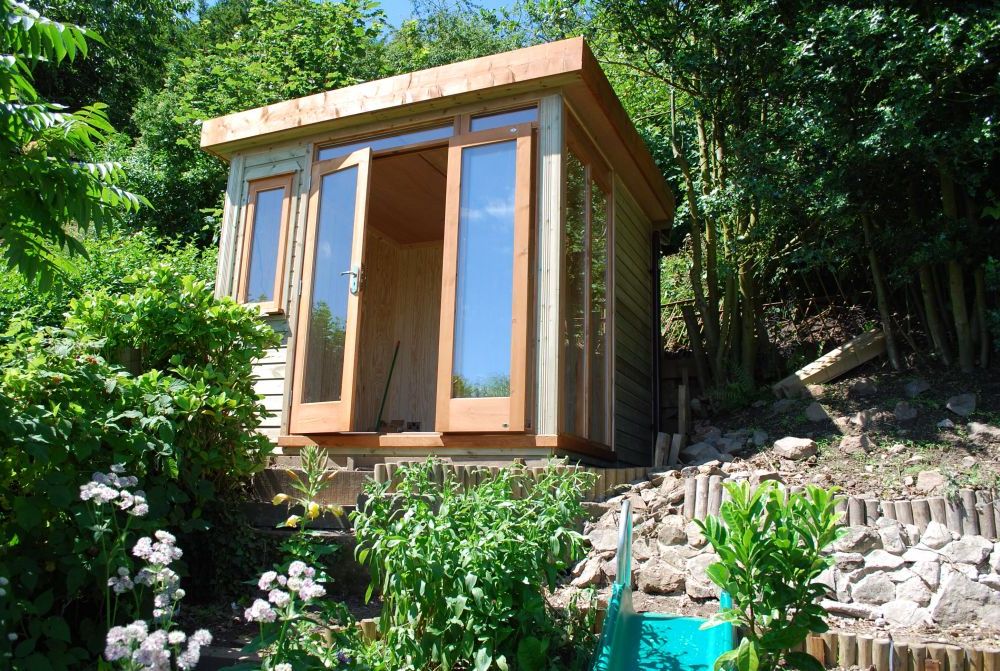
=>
[289,148,373,434]
[435,124,534,432]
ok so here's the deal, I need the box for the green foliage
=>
[1,0,149,285]
[0,263,276,667]
[0,228,215,332]
[351,460,597,671]
[696,481,844,671]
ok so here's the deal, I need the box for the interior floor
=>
[354,144,447,432]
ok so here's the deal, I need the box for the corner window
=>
[236,174,293,313]
[562,138,611,444]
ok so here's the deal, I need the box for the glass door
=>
[436,126,533,432]
[290,148,372,433]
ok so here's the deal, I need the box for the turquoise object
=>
[591,500,735,671]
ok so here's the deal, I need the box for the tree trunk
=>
[974,265,990,368]
[739,261,756,380]
[862,214,902,370]
[939,167,974,371]
[918,264,953,366]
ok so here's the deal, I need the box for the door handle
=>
[341,266,360,295]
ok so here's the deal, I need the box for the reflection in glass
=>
[469,107,538,133]
[451,141,517,398]
[562,152,587,434]
[302,166,358,403]
[316,125,453,161]
[588,182,610,442]
[245,187,285,303]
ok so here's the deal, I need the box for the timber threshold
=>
[276,432,614,458]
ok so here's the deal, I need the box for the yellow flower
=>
[283,515,301,528]
[326,504,344,517]
[307,501,321,520]
[272,493,290,506]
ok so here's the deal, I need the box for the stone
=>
[946,393,976,417]
[805,402,830,422]
[896,575,933,606]
[865,549,905,570]
[850,378,879,397]
[937,418,955,429]
[981,575,1000,591]
[831,526,881,554]
[659,472,686,504]
[839,434,873,454]
[905,454,925,465]
[571,557,605,587]
[853,410,874,429]
[894,401,918,422]
[637,560,686,595]
[930,572,1000,628]
[772,437,817,461]
[632,538,655,563]
[851,573,896,605]
[904,379,931,398]
[941,562,979,582]
[902,545,942,563]
[876,519,906,555]
[685,520,707,548]
[680,441,723,464]
[915,470,947,495]
[910,560,941,590]
[821,599,877,620]
[587,528,619,553]
[685,553,718,600]
[640,487,659,504]
[752,470,783,484]
[656,515,688,548]
[920,521,953,550]
[806,384,826,398]
[882,599,930,626]
[887,442,907,455]
[961,455,977,469]
[771,398,797,414]
[750,429,768,447]
[833,552,866,570]
[970,422,1000,441]
[940,536,994,565]
[991,545,1000,573]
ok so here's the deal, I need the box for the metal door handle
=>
[341,266,360,295]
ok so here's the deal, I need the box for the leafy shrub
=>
[0,263,277,668]
[0,229,216,333]
[351,460,596,671]
[696,481,844,671]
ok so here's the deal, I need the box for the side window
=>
[236,174,294,313]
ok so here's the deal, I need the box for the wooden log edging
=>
[804,631,1000,671]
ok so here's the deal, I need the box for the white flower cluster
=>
[245,562,326,623]
[104,620,211,670]
[108,567,134,595]
[133,531,183,565]
[0,575,8,598]
[132,532,184,622]
[79,467,148,516]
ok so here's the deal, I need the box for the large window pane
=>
[562,152,587,434]
[245,187,285,303]
[452,141,517,398]
[588,183,610,443]
[317,125,453,161]
[303,167,358,403]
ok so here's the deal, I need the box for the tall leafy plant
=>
[696,481,844,671]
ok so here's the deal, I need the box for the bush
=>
[0,229,216,333]
[0,263,277,668]
[696,481,844,671]
[351,460,596,671]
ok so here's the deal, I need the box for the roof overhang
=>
[200,37,674,222]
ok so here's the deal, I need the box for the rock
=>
[805,383,825,398]
[882,599,930,626]
[657,516,688,548]
[853,410,874,429]
[946,393,976,417]
[752,470,783,484]
[970,423,1000,441]
[865,549,905,570]
[930,572,1000,628]
[904,379,931,398]
[852,573,896,605]
[894,401,918,422]
[632,538,655,563]
[771,399,797,414]
[915,470,947,495]
[910,560,941,590]
[832,526,881,554]
[902,545,942,563]
[637,560,686,595]
[694,426,723,444]
[773,437,817,460]
[571,557,605,587]
[876,520,906,555]
[680,441,723,464]
[750,429,769,447]
[640,487,659,504]
[821,599,877,620]
[685,520,708,549]
[805,402,830,422]
[941,562,979,582]
[940,536,994,565]
[919,521,953,550]
[833,552,866,571]
[840,434,873,454]
[961,455,977,469]
[685,554,718,600]
[905,454,925,465]
[887,442,907,455]
[850,379,879,397]
[981,575,1000,591]
[991,545,1000,573]
[659,472,686,504]
[697,461,726,476]
[896,575,933,606]
[587,528,619,553]
[937,418,955,429]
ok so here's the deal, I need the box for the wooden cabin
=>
[200,37,674,467]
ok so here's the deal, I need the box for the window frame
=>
[235,173,295,314]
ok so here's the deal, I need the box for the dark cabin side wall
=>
[613,178,655,465]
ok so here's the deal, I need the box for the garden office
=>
[201,37,675,467]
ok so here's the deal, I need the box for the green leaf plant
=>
[695,481,845,671]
